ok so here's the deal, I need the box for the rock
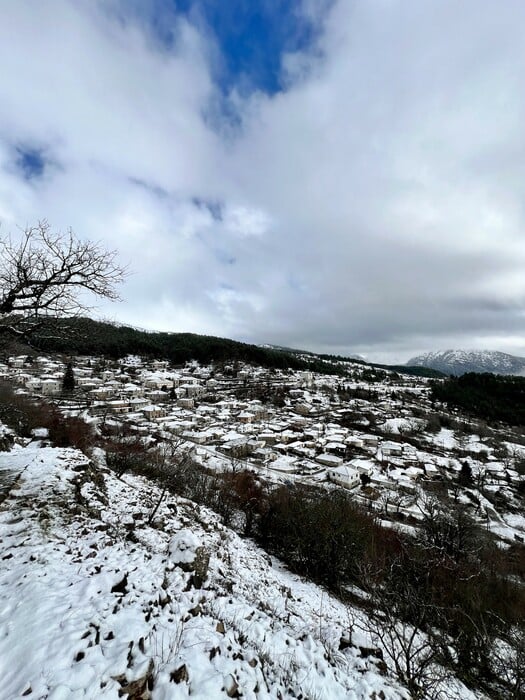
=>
[224,674,240,698]
[339,635,352,651]
[111,573,128,595]
[170,664,189,684]
[116,659,154,698]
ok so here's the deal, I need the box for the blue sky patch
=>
[118,1,324,95]
[178,0,321,94]
[15,146,47,181]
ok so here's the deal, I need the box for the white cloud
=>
[1,0,525,363]
[222,205,272,238]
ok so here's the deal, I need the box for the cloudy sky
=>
[1,0,525,363]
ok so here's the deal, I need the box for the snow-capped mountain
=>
[407,349,525,376]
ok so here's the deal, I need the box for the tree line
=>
[26,317,344,375]
[431,372,525,426]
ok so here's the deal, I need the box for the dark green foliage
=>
[25,317,444,377]
[360,368,388,383]
[62,362,75,393]
[424,413,442,433]
[28,317,343,375]
[257,486,376,587]
[459,461,473,486]
[431,372,525,426]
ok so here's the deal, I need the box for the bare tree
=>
[0,220,126,341]
[356,560,452,699]
[490,624,525,699]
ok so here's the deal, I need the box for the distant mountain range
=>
[407,349,525,376]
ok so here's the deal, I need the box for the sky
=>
[1,0,525,364]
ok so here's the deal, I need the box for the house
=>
[151,359,169,370]
[297,371,314,387]
[106,399,133,414]
[349,458,374,477]
[258,431,277,446]
[41,378,62,395]
[327,465,361,490]
[26,378,42,392]
[248,402,267,420]
[144,377,171,390]
[120,383,144,398]
[238,411,255,424]
[142,405,166,420]
[90,387,112,400]
[148,390,169,403]
[179,383,204,398]
[221,437,253,459]
[289,389,304,399]
[9,356,27,369]
[278,430,297,444]
[381,441,403,458]
[325,441,346,456]
[316,453,344,468]
[180,430,207,444]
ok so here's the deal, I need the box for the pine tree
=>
[62,362,75,393]
[458,461,473,486]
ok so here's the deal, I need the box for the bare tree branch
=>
[0,220,127,341]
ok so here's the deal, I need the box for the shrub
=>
[0,381,94,450]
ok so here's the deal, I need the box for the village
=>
[2,352,525,545]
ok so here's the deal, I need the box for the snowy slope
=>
[407,349,525,376]
[0,441,412,700]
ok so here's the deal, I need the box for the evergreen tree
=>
[458,461,473,486]
[62,362,75,393]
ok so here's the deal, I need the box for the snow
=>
[408,349,525,375]
[168,530,202,564]
[0,441,416,699]
[0,344,517,698]
[381,418,418,434]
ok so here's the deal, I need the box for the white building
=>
[327,465,361,490]
[41,378,62,395]
[316,453,344,468]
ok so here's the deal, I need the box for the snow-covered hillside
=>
[0,440,422,700]
[407,349,525,376]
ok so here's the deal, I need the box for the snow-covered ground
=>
[0,441,417,700]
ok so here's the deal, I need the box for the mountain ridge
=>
[408,349,525,376]
[17,316,444,378]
